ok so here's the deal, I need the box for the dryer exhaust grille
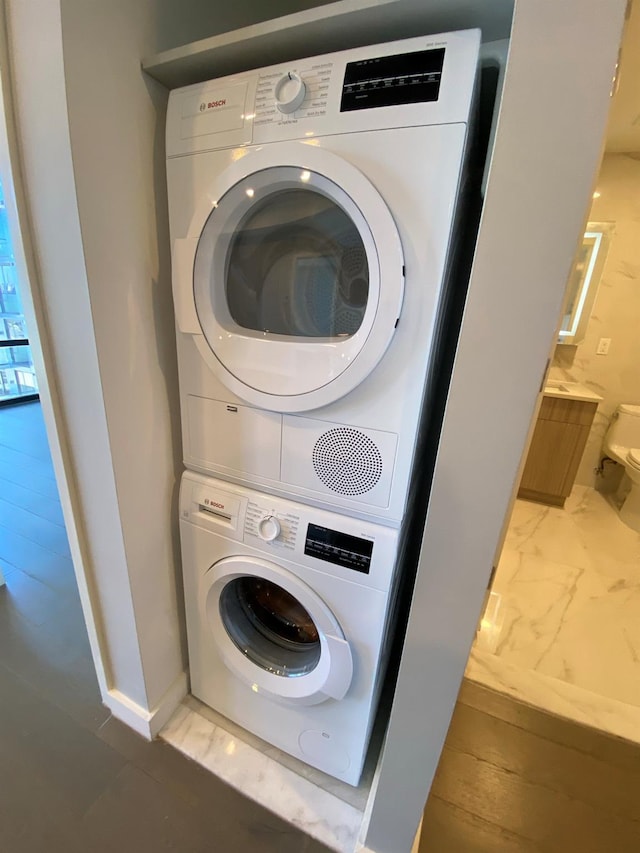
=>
[312,428,383,496]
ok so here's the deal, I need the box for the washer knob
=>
[274,72,306,114]
[258,515,281,542]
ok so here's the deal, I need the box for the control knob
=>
[274,71,306,114]
[258,515,281,542]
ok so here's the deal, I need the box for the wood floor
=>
[421,675,640,852]
[2,401,640,853]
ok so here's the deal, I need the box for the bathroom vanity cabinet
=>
[518,395,598,507]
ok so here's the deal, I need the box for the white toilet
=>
[602,404,640,533]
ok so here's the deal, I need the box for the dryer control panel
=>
[180,471,399,591]
[166,29,479,157]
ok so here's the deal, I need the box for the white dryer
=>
[166,30,480,524]
[179,471,400,785]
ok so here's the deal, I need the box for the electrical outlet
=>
[597,337,611,355]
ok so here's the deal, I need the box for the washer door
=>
[175,142,404,412]
[204,555,353,705]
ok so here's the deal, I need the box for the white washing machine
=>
[179,471,400,785]
[166,30,480,525]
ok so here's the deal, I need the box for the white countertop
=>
[543,380,603,403]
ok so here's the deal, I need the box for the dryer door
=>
[176,142,404,412]
[203,555,353,705]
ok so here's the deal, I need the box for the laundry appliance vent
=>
[312,427,383,496]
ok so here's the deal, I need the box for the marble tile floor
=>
[470,484,640,740]
[161,701,366,853]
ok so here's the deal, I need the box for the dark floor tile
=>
[0,402,52,459]
[0,440,55,473]
[305,840,335,853]
[0,600,108,732]
[0,555,19,577]
[82,761,314,853]
[0,568,60,626]
[0,475,66,525]
[0,663,126,819]
[0,459,60,498]
[0,476,66,525]
[96,716,328,852]
[0,497,70,555]
[0,766,87,853]
[23,551,77,597]
[96,715,207,805]
[0,525,74,584]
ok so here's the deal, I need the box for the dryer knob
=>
[274,72,306,114]
[258,515,281,542]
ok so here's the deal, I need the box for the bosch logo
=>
[199,99,226,113]
[204,499,225,509]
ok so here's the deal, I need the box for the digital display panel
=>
[304,523,373,573]
[340,47,445,112]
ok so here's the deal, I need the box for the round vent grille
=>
[312,428,383,496]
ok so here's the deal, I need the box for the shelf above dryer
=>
[141,0,513,89]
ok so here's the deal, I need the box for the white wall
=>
[7,0,201,731]
[5,0,338,735]
[362,1,627,850]
[59,0,186,718]
[6,0,147,711]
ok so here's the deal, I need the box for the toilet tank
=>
[605,404,640,453]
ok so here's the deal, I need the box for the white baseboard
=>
[104,670,189,739]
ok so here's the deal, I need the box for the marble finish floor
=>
[471,485,640,736]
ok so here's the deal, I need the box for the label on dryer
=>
[180,83,247,139]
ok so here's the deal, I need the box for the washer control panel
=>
[244,500,299,552]
[181,472,400,590]
[304,523,373,574]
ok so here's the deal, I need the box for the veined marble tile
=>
[490,552,608,676]
[474,486,640,738]
[475,591,506,655]
[183,695,372,812]
[566,487,640,576]
[465,648,640,746]
[529,582,640,707]
[504,500,593,569]
[160,703,364,853]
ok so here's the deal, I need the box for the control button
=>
[258,516,281,542]
[274,72,306,114]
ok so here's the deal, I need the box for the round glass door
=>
[206,556,354,703]
[225,186,369,339]
[219,576,321,677]
[189,144,404,411]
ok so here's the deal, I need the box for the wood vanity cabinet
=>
[518,396,598,507]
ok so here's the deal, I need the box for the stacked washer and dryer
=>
[166,30,480,786]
